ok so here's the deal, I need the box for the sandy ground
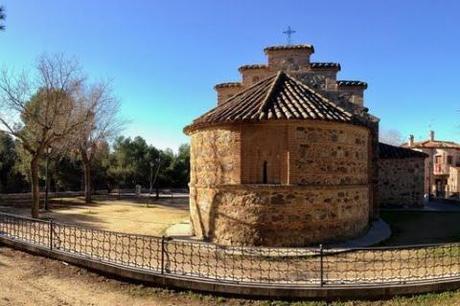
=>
[0,196,190,236]
[2,198,460,305]
[0,197,235,306]
[0,245,259,306]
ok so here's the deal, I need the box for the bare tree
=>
[379,128,403,146]
[76,82,123,203]
[0,6,5,31]
[0,54,93,217]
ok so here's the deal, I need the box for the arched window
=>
[262,161,268,184]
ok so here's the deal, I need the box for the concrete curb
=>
[330,218,391,248]
[2,236,460,300]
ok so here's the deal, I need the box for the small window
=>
[262,161,268,184]
[447,156,453,165]
[435,155,442,164]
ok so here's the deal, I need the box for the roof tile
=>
[401,140,460,149]
[238,64,268,71]
[379,142,428,159]
[311,62,341,70]
[185,72,363,133]
[337,80,368,89]
[214,82,242,89]
[264,44,315,53]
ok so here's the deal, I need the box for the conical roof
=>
[185,71,363,133]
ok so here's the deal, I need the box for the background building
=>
[402,131,460,199]
[378,143,427,207]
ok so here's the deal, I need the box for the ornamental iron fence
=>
[0,212,459,287]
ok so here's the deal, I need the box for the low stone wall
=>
[378,158,425,208]
[190,184,369,246]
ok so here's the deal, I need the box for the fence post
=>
[161,235,165,274]
[319,244,324,287]
[49,219,54,250]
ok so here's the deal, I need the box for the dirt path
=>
[3,246,460,306]
[0,246,255,306]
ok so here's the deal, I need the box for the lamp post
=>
[154,156,161,200]
[149,161,154,197]
[44,147,52,211]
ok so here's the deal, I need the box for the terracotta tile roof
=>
[337,80,368,89]
[214,82,242,89]
[185,72,364,133]
[379,142,428,159]
[311,62,341,70]
[264,44,315,53]
[238,64,268,71]
[401,140,460,149]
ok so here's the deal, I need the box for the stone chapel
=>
[184,44,380,247]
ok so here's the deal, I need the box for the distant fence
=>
[1,212,460,298]
[0,191,84,201]
[0,190,188,208]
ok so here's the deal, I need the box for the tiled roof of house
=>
[185,72,364,133]
[238,64,268,71]
[311,62,341,70]
[401,140,460,149]
[214,82,242,89]
[337,80,368,89]
[264,44,315,53]
[379,142,428,159]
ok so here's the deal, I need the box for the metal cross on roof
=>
[283,26,296,45]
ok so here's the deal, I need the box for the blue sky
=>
[1,0,459,150]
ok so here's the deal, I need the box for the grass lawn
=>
[0,196,190,236]
[381,210,460,246]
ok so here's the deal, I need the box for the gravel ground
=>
[0,245,255,306]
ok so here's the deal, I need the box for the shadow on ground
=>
[0,195,191,236]
[0,246,11,267]
[380,211,460,246]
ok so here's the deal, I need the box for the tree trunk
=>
[83,161,92,203]
[30,158,40,218]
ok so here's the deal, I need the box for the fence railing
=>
[1,212,460,287]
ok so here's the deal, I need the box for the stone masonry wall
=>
[238,121,370,186]
[378,157,425,207]
[188,121,371,246]
[240,68,271,87]
[209,185,369,246]
[265,49,312,71]
[189,127,241,238]
[240,124,289,184]
[290,122,369,186]
[216,86,242,105]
